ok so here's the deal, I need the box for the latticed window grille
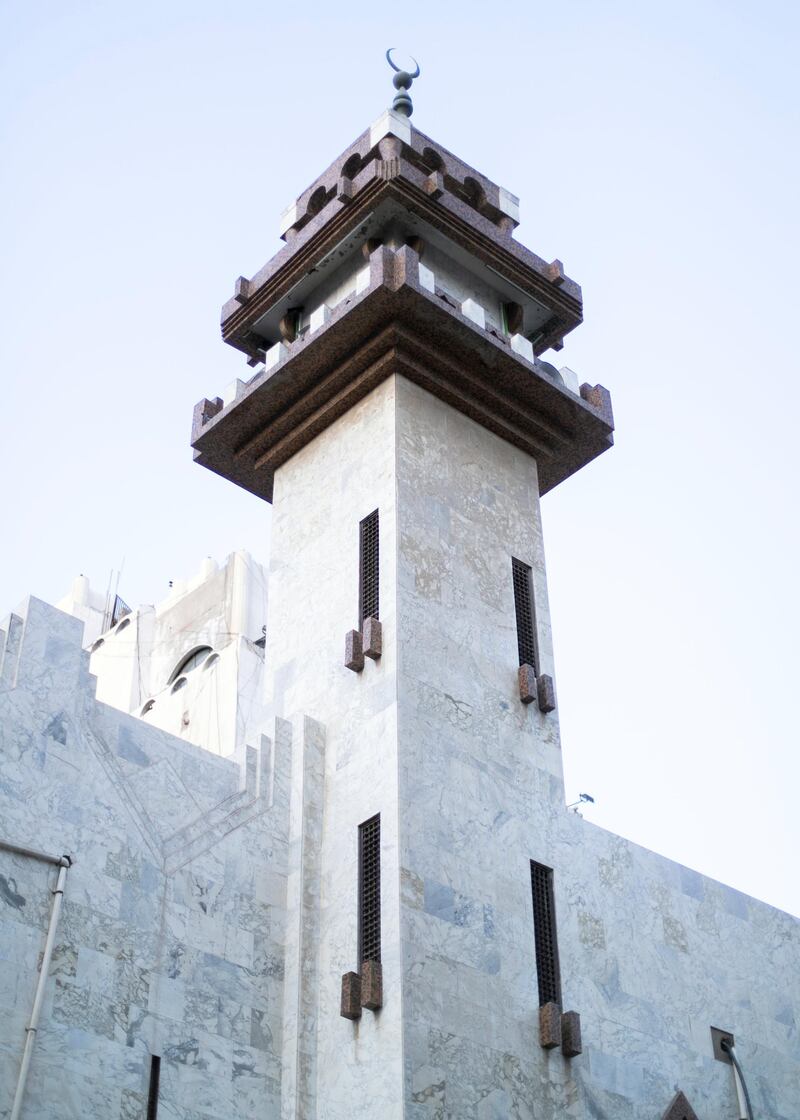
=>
[512,557,538,670]
[359,509,380,626]
[530,860,561,1007]
[358,814,381,966]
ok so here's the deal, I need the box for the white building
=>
[56,551,268,760]
[0,93,798,1120]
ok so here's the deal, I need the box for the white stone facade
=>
[0,595,288,1119]
[57,550,268,760]
[1,376,798,1119]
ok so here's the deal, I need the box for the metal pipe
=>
[0,840,69,867]
[721,1038,754,1120]
[2,843,71,1120]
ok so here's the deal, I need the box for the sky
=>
[1,1,799,915]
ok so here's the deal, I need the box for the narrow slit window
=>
[358,814,381,967]
[512,557,538,670]
[147,1055,161,1120]
[359,509,380,626]
[530,860,561,1007]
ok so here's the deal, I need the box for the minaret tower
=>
[192,58,613,1118]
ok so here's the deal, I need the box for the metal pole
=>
[3,846,71,1120]
[721,1038,755,1120]
[0,840,68,867]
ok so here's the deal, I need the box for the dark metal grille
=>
[512,557,537,669]
[358,814,381,966]
[147,1055,161,1120]
[531,861,561,1007]
[359,509,380,626]
[110,595,131,629]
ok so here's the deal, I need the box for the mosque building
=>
[1,57,797,1120]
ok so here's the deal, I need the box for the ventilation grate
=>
[359,814,381,966]
[512,558,537,669]
[147,1055,161,1120]
[359,510,380,626]
[531,861,561,1007]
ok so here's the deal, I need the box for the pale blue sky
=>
[2,1,798,913]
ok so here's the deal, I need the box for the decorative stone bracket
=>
[518,664,556,712]
[344,630,364,672]
[340,961,383,1019]
[539,1002,582,1057]
[344,619,382,673]
[362,617,382,660]
[340,971,362,1019]
[561,1010,582,1057]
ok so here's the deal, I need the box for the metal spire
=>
[386,49,420,118]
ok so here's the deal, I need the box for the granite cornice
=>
[221,157,581,359]
[276,119,508,237]
[198,253,610,503]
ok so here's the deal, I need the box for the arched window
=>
[167,646,213,684]
[90,638,105,653]
[115,618,131,633]
[141,699,155,715]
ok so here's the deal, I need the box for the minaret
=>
[192,58,613,1118]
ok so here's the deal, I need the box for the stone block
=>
[344,630,364,673]
[369,108,412,148]
[580,382,614,426]
[498,186,520,222]
[340,971,362,1020]
[539,1001,561,1049]
[194,397,223,430]
[278,201,299,238]
[510,333,534,362]
[361,960,383,1011]
[559,366,580,395]
[537,674,556,713]
[424,171,444,199]
[337,176,354,203]
[546,259,565,285]
[356,267,371,294]
[234,276,251,304]
[309,304,330,334]
[418,263,436,293]
[461,298,486,329]
[518,663,536,704]
[362,617,382,660]
[265,342,288,371]
[561,1010,582,1057]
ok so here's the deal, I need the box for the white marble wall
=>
[262,371,799,1118]
[391,377,799,1120]
[0,595,288,1120]
[267,377,404,1118]
[2,373,798,1120]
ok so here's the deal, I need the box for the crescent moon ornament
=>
[386,48,421,79]
[385,48,420,117]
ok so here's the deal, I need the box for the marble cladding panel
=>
[0,596,287,1120]
[3,372,799,1120]
[269,377,405,1117]
[391,379,799,1118]
[267,376,398,730]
